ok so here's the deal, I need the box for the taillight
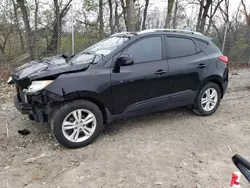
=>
[218,56,228,64]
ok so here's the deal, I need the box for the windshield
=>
[70,36,130,64]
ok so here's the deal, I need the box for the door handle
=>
[155,70,167,75]
[197,63,207,68]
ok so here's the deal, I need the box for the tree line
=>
[0,0,250,67]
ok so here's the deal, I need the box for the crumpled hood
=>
[12,54,90,82]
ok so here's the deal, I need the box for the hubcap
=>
[201,88,218,112]
[62,109,97,143]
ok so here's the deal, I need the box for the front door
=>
[111,36,169,115]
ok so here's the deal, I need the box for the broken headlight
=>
[23,80,53,93]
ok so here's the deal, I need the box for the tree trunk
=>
[196,0,204,32]
[99,0,104,38]
[115,0,120,32]
[55,0,61,53]
[16,0,35,60]
[241,0,250,26]
[200,0,212,34]
[47,0,72,54]
[11,0,24,53]
[165,0,175,28]
[108,0,114,34]
[34,0,39,58]
[125,0,136,31]
[205,0,223,35]
[142,0,149,30]
[136,7,142,31]
[172,0,178,29]
[205,6,213,35]
[121,0,128,31]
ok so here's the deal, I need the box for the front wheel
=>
[193,82,221,116]
[51,100,103,148]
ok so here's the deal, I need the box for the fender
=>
[198,75,224,97]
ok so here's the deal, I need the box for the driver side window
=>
[122,36,162,63]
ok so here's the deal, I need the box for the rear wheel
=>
[193,82,221,116]
[51,100,103,148]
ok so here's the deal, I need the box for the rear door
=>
[165,36,210,105]
[111,35,169,115]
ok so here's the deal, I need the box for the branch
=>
[60,0,72,18]
[241,0,247,16]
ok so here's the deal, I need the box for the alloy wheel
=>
[201,88,218,112]
[62,109,97,143]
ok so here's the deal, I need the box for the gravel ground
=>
[0,70,250,188]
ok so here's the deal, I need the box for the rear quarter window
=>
[203,41,222,55]
[193,39,208,52]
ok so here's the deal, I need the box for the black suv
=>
[8,29,228,148]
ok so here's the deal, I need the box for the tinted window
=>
[194,39,208,52]
[122,37,162,63]
[167,37,196,58]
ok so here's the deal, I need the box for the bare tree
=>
[99,0,104,37]
[241,0,250,26]
[16,0,36,60]
[196,0,204,31]
[200,0,212,34]
[136,3,144,31]
[126,0,137,31]
[0,24,13,54]
[47,0,72,54]
[142,0,149,30]
[11,0,24,52]
[205,0,224,35]
[172,0,179,29]
[121,0,136,31]
[55,0,60,52]
[114,0,121,31]
[120,0,128,31]
[34,0,39,58]
[108,0,115,34]
[165,0,175,28]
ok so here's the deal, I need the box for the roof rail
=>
[138,28,204,36]
[111,32,137,37]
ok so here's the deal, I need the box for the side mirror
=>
[113,55,134,73]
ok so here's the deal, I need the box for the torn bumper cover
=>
[14,86,63,122]
[14,96,46,122]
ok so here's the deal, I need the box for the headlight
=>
[7,76,13,84]
[23,80,53,93]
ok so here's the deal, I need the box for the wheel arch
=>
[199,75,224,99]
[50,91,110,125]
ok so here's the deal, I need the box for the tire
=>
[51,100,103,149]
[193,82,221,116]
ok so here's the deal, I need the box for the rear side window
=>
[122,36,162,63]
[194,39,208,52]
[167,37,196,58]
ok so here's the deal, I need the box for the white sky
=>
[69,0,250,23]
[148,0,249,18]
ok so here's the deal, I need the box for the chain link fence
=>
[0,20,250,83]
[0,25,100,82]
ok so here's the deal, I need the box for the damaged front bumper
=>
[14,85,62,123]
[14,93,48,122]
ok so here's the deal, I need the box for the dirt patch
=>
[0,70,250,188]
